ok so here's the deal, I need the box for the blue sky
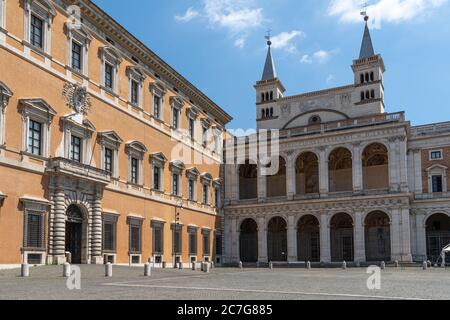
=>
[93,0,450,130]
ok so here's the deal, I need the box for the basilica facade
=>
[222,19,450,265]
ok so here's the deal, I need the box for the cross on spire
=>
[265,28,272,46]
[360,1,370,22]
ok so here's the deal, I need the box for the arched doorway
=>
[426,213,450,263]
[239,218,258,263]
[328,148,353,192]
[266,157,287,198]
[239,162,258,200]
[296,152,319,195]
[362,143,389,190]
[365,211,391,262]
[65,204,85,264]
[330,213,354,262]
[297,215,320,262]
[267,217,287,261]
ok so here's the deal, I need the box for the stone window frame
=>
[0,0,5,30]
[61,114,96,164]
[19,99,56,159]
[125,141,148,186]
[429,149,443,161]
[127,216,143,256]
[126,66,146,108]
[151,220,165,256]
[97,131,123,179]
[102,213,119,253]
[0,81,13,149]
[201,228,211,258]
[170,96,184,130]
[200,173,213,205]
[171,223,183,256]
[201,118,211,148]
[65,22,92,76]
[188,225,198,257]
[99,46,122,94]
[186,167,200,202]
[427,164,448,193]
[150,81,166,121]
[20,196,49,265]
[170,160,185,197]
[23,0,56,55]
[186,107,199,141]
[150,152,167,192]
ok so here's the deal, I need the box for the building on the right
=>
[222,15,450,266]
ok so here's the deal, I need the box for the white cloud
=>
[270,30,305,53]
[328,0,448,29]
[300,54,313,64]
[326,74,336,84]
[300,49,339,64]
[175,7,200,22]
[234,37,246,48]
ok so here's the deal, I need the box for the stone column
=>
[91,192,103,264]
[398,137,409,192]
[230,217,239,263]
[415,212,427,261]
[388,137,399,192]
[413,149,423,194]
[286,154,296,200]
[320,213,331,263]
[257,216,268,263]
[52,188,67,265]
[352,142,363,194]
[287,215,298,262]
[390,208,402,261]
[400,207,413,262]
[318,147,329,197]
[354,211,366,262]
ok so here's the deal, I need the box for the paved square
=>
[0,265,449,300]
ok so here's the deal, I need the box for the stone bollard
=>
[63,263,71,278]
[306,261,311,270]
[205,263,211,273]
[144,263,151,277]
[269,262,273,270]
[105,262,112,277]
[238,261,243,269]
[210,262,214,269]
[192,262,196,271]
[380,261,386,270]
[179,262,183,270]
[427,260,432,268]
[394,260,399,268]
[423,261,428,270]
[21,264,29,277]
[342,261,347,270]
[162,261,166,269]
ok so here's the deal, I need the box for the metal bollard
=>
[144,263,151,277]
[269,262,273,270]
[380,261,386,270]
[105,262,112,277]
[63,263,71,278]
[423,261,428,270]
[21,264,29,277]
[342,261,347,270]
[238,261,243,269]
[306,261,311,270]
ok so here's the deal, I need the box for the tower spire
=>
[359,9,375,59]
[261,30,277,81]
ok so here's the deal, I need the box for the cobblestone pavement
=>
[0,265,449,300]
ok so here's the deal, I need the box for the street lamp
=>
[173,198,183,267]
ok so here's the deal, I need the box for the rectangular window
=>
[215,233,222,256]
[215,188,220,208]
[104,63,114,89]
[432,175,443,193]
[173,226,182,255]
[153,166,161,190]
[153,224,164,254]
[103,219,117,252]
[30,14,43,48]
[202,230,210,256]
[71,41,82,71]
[189,118,195,140]
[188,179,195,201]
[189,230,197,255]
[26,212,44,249]
[104,148,113,174]
[28,120,42,156]
[153,95,161,119]
[431,151,443,160]
[172,108,179,129]
[172,174,179,196]
[131,158,139,184]
[130,80,139,105]
[129,222,142,254]
[203,185,209,204]
[70,135,81,162]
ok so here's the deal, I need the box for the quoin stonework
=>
[222,16,450,266]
